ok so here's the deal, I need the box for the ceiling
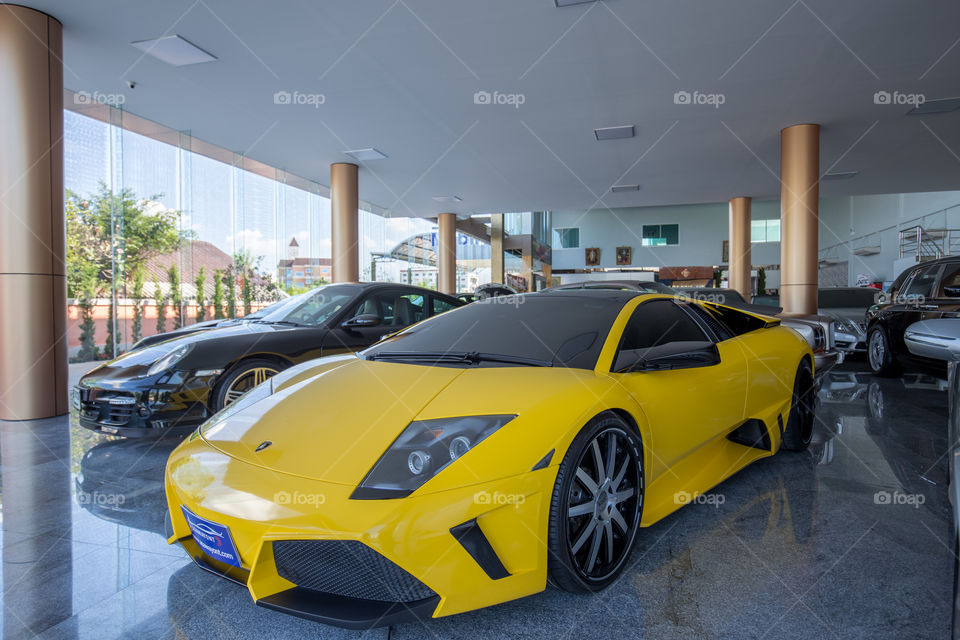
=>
[23,0,960,216]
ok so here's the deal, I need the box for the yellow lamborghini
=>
[165,290,815,628]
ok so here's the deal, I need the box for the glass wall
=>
[64,94,482,362]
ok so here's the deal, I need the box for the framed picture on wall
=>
[616,246,632,265]
[722,240,729,263]
[585,247,600,266]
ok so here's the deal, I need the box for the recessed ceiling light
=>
[344,148,388,162]
[822,171,859,180]
[595,125,635,141]
[611,184,641,192]
[130,35,216,66]
[555,0,599,6]
[906,97,960,115]
[432,196,462,203]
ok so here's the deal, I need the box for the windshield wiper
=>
[367,351,552,367]
[252,319,308,327]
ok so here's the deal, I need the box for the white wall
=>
[551,200,781,270]
[819,191,960,285]
[552,190,960,287]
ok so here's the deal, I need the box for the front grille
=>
[273,540,435,603]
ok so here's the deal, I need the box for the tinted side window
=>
[937,263,960,295]
[350,292,394,323]
[903,265,940,299]
[431,296,458,315]
[700,303,766,337]
[686,303,734,341]
[619,300,707,351]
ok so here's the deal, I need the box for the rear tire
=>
[547,411,643,593]
[782,361,815,452]
[868,326,900,377]
[211,358,285,411]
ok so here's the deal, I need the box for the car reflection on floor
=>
[75,438,179,536]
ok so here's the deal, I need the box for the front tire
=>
[548,412,643,593]
[868,326,900,377]
[211,358,284,411]
[782,360,815,451]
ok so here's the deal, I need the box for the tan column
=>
[490,213,504,284]
[330,163,359,282]
[438,213,456,294]
[0,6,66,420]
[542,264,552,290]
[728,197,752,300]
[780,124,820,315]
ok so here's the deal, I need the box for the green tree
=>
[212,268,225,319]
[105,294,117,359]
[154,283,167,334]
[131,266,144,344]
[194,266,207,323]
[65,185,182,297]
[225,268,237,319]
[168,265,182,329]
[75,270,99,362]
[757,267,766,296]
[242,272,253,317]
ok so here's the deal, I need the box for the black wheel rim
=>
[565,427,642,582]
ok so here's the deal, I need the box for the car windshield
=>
[818,288,879,308]
[362,293,627,369]
[255,284,359,326]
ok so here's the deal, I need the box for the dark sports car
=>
[74,283,464,438]
[131,295,303,349]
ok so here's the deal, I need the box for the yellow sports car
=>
[165,290,815,628]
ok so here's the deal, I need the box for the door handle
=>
[919,304,938,311]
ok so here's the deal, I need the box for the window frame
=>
[610,299,712,372]
[640,223,680,247]
[553,227,580,249]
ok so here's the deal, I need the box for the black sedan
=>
[74,283,464,437]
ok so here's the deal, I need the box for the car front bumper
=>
[814,350,842,379]
[74,372,217,438]
[165,435,556,628]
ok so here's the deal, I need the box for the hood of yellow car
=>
[199,357,467,485]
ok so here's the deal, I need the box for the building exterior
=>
[277,237,332,289]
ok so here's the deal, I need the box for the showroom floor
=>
[0,360,952,640]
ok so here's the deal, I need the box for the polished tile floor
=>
[1,360,952,639]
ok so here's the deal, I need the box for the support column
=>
[490,213,504,284]
[438,213,456,294]
[0,6,66,420]
[330,163,359,282]
[780,124,820,315]
[728,197,752,300]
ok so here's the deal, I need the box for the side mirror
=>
[614,341,721,373]
[341,313,381,329]
[944,285,960,298]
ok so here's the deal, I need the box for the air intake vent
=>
[273,540,435,603]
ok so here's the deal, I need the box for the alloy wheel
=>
[868,330,885,372]
[565,427,642,582]
[224,366,279,405]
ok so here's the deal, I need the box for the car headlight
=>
[146,344,192,376]
[812,325,826,352]
[352,414,516,499]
